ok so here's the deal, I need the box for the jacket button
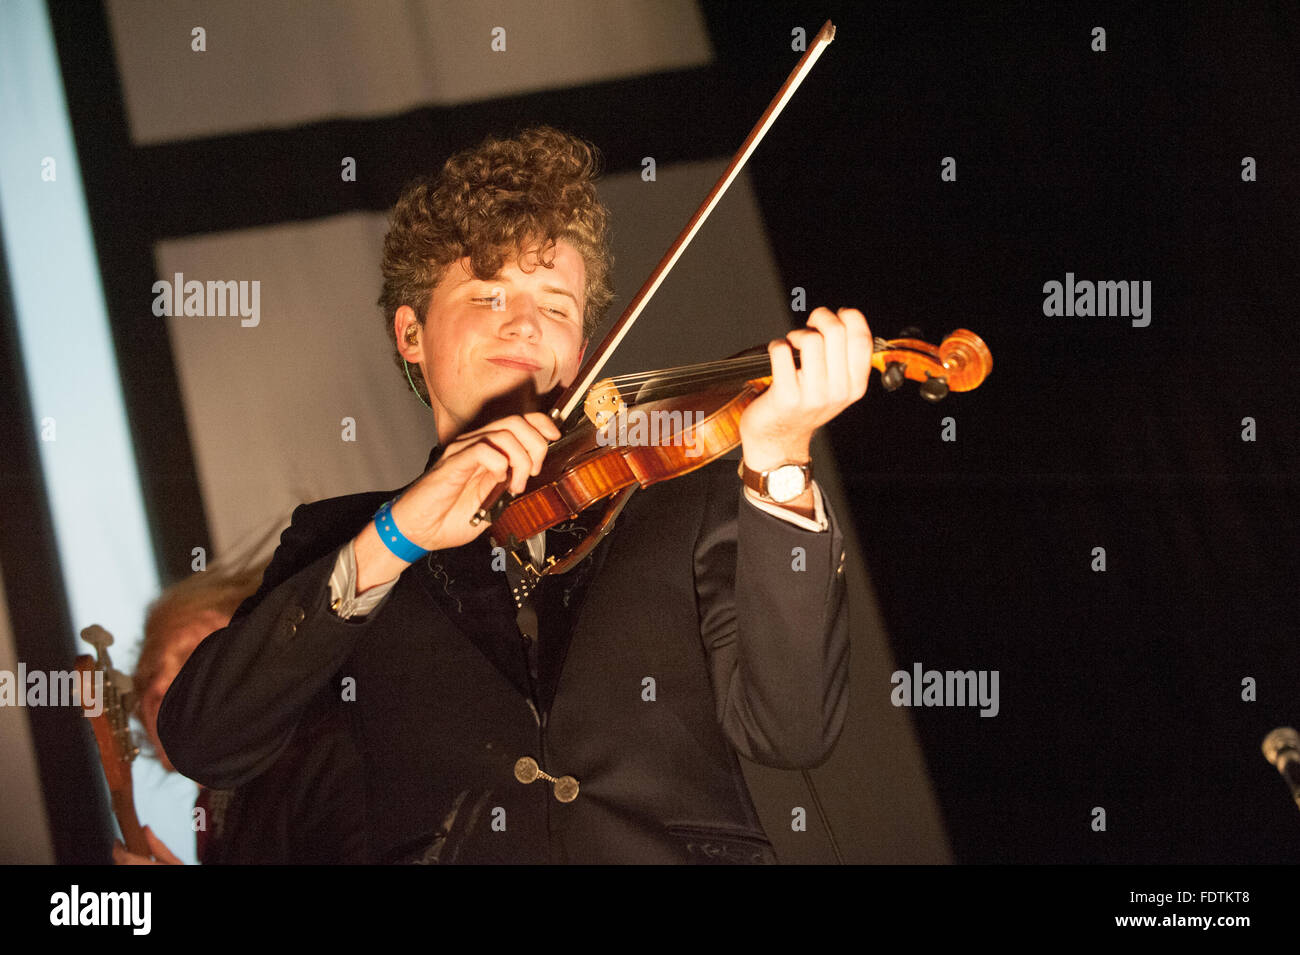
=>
[278,606,305,639]
[514,756,540,784]
[514,756,580,802]
[552,776,580,803]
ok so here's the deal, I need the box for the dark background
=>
[7,0,1296,863]
[763,0,1300,863]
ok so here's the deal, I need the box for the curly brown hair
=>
[379,126,614,403]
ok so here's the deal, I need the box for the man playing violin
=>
[160,127,868,863]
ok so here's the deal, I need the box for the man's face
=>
[409,240,588,443]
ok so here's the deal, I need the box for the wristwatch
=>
[737,459,813,504]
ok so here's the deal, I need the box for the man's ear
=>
[394,305,421,360]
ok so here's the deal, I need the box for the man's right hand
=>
[352,412,560,592]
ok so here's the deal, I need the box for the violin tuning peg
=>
[881,361,906,392]
[918,376,949,403]
[81,625,114,649]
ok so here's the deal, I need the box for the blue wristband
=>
[373,498,429,562]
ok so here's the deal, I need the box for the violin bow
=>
[549,20,838,426]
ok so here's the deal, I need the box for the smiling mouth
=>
[488,358,541,371]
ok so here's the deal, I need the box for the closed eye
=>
[469,294,572,319]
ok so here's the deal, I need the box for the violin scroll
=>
[872,328,992,402]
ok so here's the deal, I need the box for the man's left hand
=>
[739,307,872,472]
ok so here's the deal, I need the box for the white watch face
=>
[765,465,806,503]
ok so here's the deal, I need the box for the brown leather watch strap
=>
[737,459,813,502]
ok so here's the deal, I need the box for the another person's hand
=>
[111,825,183,865]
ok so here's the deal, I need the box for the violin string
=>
[604,356,781,389]
[601,361,774,402]
[586,338,895,404]
[598,351,802,392]
[616,377,760,404]
[600,355,771,386]
[596,338,891,389]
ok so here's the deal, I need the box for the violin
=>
[478,21,992,594]
[486,326,990,590]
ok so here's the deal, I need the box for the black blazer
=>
[160,451,850,863]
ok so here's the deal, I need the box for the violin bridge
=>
[583,378,626,430]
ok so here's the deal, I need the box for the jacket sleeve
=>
[693,466,850,769]
[157,497,389,789]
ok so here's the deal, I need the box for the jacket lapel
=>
[413,533,533,700]
[532,505,620,716]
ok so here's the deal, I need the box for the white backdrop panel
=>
[106,0,713,145]
[156,212,433,559]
